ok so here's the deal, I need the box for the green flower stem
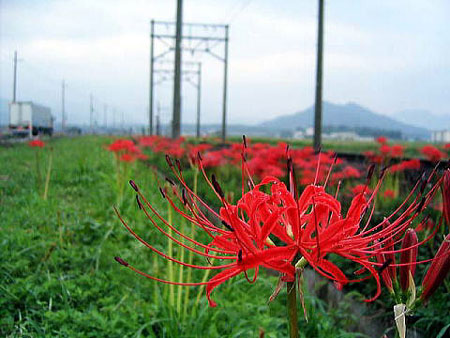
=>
[287,280,298,338]
[35,150,42,191]
[114,155,121,203]
[287,257,309,338]
[177,220,185,314]
[167,201,175,307]
[43,148,53,200]
[153,253,159,303]
[195,258,215,308]
[183,167,199,319]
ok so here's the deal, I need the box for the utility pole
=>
[12,51,18,102]
[156,101,161,136]
[313,0,325,152]
[172,0,183,139]
[61,79,66,130]
[103,104,108,129]
[196,63,202,138]
[149,20,155,135]
[121,112,125,132]
[90,94,94,133]
[221,25,229,143]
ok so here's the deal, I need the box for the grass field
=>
[1,136,448,337]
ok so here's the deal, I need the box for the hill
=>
[259,101,430,140]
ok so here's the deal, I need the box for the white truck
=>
[9,101,53,136]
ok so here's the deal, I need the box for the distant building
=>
[323,131,373,141]
[305,127,314,137]
[292,128,373,141]
[292,130,305,139]
[431,130,450,143]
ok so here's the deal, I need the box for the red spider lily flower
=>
[271,158,442,302]
[364,151,384,165]
[376,136,388,144]
[332,165,361,182]
[138,135,159,147]
[443,169,450,225]
[351,184,373,196]
[420,145,446,162]
[115,177,297,307]
[366,154,384,165]
[29,140,45,148]
[119,153,136,162]
[379,144,391,156]
[136,153,149,161]
[390,159,421,173]
[342,165,361,178]
[399,229,418,291]
[114,142,444,306]
[139,136,186,158]
[391,144,405,158]
[108,139,135,153]
[363,151,375,158]
[187,143,213,165]
[201,150,226,168]
[420,234,450,302]
[107,138,148,162]
[383,190,395,199]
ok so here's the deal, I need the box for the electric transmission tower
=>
[149,18,229,141]
[153,61,202,138]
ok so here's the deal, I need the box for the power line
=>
[225,0,254,23]
[7,55,130,129]
[150,19,229,141]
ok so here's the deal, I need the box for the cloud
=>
[1,0,449,127]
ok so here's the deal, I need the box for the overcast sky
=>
[1,0,449,127]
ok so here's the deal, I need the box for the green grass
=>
[0,136,368,337]
[1,135,448,337]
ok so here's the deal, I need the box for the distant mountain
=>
[393,109,450,131]
[259,101,430,140]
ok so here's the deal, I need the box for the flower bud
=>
[399,229,418,291]
[420,234,450,302]
[443,169,450,225]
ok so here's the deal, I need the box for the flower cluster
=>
[365,136,406,165]
[376,227,449,302]
[137,136,361,185]
[139,136,186,158]
[390,159,421,173]
[114,142,446,307]
[29,140,45,148]
[376,169,450,313]
[107,139,148,162]
[420,145,447,162]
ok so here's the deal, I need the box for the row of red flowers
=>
[107,135,449,178]
[114,137,449,307]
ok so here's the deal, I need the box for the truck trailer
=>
[9,101,53,136]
